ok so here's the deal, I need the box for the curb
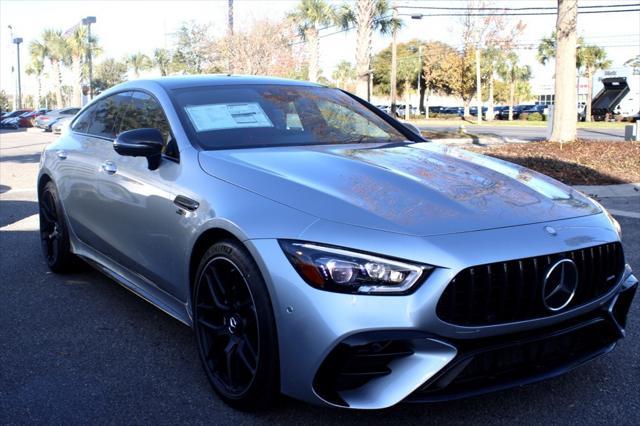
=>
[428,137,531,146]
[572,183,640,198]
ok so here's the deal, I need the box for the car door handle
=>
[101,160,117,175]
[174,195,199,211]
[56,150,68,160]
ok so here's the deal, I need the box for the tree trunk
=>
[72,56,82,107]
[307,27,320,83]
[52,59,64,108]
[585,67,593,122]
[509,80,515,121]
[420,83,428,119]
[550,0,578,143]
[404,80,411,120]
[355,0,375,99]
[487,74,494,121]
[463,99,471,118]
[475,47,482,124]
[36,76,42,109]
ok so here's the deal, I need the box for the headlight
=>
[279,240,433,295]
[588,197,622,239]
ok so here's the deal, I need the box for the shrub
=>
[527,112,544,121]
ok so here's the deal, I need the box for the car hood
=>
[198,142,600,236]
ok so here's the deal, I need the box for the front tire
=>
[193,239,279,411]
[39,181,79,273]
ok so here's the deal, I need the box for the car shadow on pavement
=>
[0,128,28,134]
[0,153,41,163]
[0,199,38,228]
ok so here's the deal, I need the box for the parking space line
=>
[608,209,640,219]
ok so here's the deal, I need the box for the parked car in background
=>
[0,109,31,129]
[19,109,50,127]
[1,109,33,128]
[37,75,636,411]
[440,106,464,116]
[375,104,390,114]
[521,104,548,118]
[35,107,80,131]
[428,106,444,114]
[52,116,73,134]
[498,104,535,120]
[469,106,488,117]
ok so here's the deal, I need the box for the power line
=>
[396,3,640,11]
[401,8,640,18]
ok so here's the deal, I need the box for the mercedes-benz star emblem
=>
[542,259,578,311]
[228,316,238,334]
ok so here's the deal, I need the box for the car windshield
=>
[171,84,407,150]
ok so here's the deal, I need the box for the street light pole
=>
[82,16,96,100]
[13,37,23,109]
[475,45,482,125]
[390,5,398,117]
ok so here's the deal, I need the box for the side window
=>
[86,92,133,139]
[119,91,176,158]
[70,104,97,133]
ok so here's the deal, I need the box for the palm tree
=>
[537,31,585,69]
[289,0,339,83]
[331,60,356,89]
[153,48,171,76]
[580,45,611,122]
[65,26,101,107]
[481,47,504,121]
[42,29,69,108]
[28,40,47,108]
[127,52,151,78]
[497,52,531,121]
[350,0,400,99]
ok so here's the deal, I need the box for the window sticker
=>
[184,103,273,132]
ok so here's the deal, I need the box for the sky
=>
[1,0,639,101]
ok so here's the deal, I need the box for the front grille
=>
[437,242,625,326]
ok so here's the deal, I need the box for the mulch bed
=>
[465,140,640,185]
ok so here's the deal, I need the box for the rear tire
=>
[193,239,279,411]
[39,181,78,273]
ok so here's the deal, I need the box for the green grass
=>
[409,118,629,129]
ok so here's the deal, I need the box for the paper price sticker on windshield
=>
[185,103,273,132]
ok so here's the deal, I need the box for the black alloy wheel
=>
[193,240,279,410]
[39,181,77,272]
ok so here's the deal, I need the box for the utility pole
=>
[390,5,398,116]
[475,45,482,125]
[8,25,16,110]
[13,37,23,109]
[228,0,234,36]
[82,16,96,100]
[227,0,234,74]
[418,45,425,118]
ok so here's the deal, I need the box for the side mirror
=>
[401,121,422,137]
[113,128,164,170]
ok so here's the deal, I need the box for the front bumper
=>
[246,214,636,409]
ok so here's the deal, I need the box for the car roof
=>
[136,74,325,91]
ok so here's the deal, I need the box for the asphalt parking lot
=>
[1,129,639,424]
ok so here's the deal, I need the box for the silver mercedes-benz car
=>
[38,75,637,411]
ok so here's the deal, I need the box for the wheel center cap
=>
[228,315,242,335]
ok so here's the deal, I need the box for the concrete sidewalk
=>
[572,183,640,198]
